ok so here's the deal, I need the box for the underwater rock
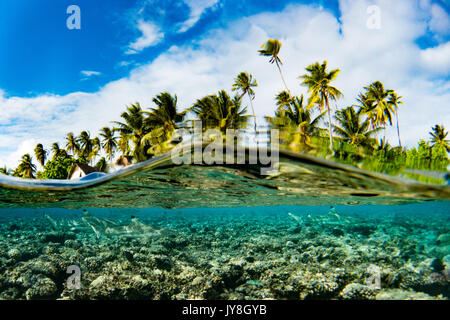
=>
[7,248,22,261]
[244,255,255,263]
[331,228,345,237]
[429,245,450,259]
[376,289,444,300]
[80,272,156,299]
[244,261,271,278]
[150,255,173,271]
[285,241,295,248]
[7,223,20,232]
[29,260,59,278]
[5,246,36,263]
[437,233,450,245]
[122,250,134,262]
[41,232,76,244]
[25,277,57,300]
[403,268,450,299]
[214,263,245,289]
[83,256,104,271]
[300,277,341,300]
[431,258,445,272]
[347,225,376,237]
[380,268,402,288]
[90,275,110,289]
[148,244,169,255]
[339,283,376,300]
[64,239,82,250]
[443,255,450,269]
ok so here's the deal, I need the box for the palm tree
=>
[258,39,290,92]
[51,143,69,160]
[361,81,395,130]
[375,137,403,160]
[34,143,47,167]
[376,138,393,155]
[117,131,131,156]
[275,91,292,111]
[90,137,101,164]
[65,132,80,156]
[418,139,433,160]
[356,92,374,126]
[113,103,151,162]
[0,166,10,175]
[141,92,188,147]
[51,143,63,159]
[95,157,108,173]
[232,72,258,132]
[77,131,93,160]
[430,124,450,152]
[192,90,250,133]
[299,61,343,154]
[333,106,380,148]
[387,92,403,147]
[16,154,36,179]
[99,127,118,161]
[266,94,326,147]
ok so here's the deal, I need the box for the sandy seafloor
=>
[0,204,449,300]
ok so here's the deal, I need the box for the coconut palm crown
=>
[333,106,380,148]
[192,90,250,133]
[258,39,290,92]
[232,72,258,132]
[430,124,450,152]
[299,60,343,154]
[34,143,47,167]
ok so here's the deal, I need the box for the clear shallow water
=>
[0,149,449,300]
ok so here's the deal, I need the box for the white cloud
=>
[126,20,164,54]
[420,41,450,74]
[81,70,101,77]
[178,0,219,32]
[1,0,449,169]
[429,4,450,35]
[0,139,37,170]
[118,61,132,68]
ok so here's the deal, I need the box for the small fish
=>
[82,210,165,238]
[45,214,59,231]
[245,280,264,287]
[328,206,340,220]
[104,216,162,237]
[288,212,303,225]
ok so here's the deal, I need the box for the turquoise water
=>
[0,150,449,300]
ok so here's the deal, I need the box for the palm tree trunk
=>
[275,60,290,94]
[396,114,402,147]
[326,101,334,155]
[248,93,257,133]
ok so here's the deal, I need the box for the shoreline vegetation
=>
[1,39,448,182]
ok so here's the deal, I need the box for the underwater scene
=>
[0,148,449,301]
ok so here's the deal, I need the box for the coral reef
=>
[0,207,449,300]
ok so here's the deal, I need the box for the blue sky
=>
[0,0,449,168]
[0,0,342,97]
